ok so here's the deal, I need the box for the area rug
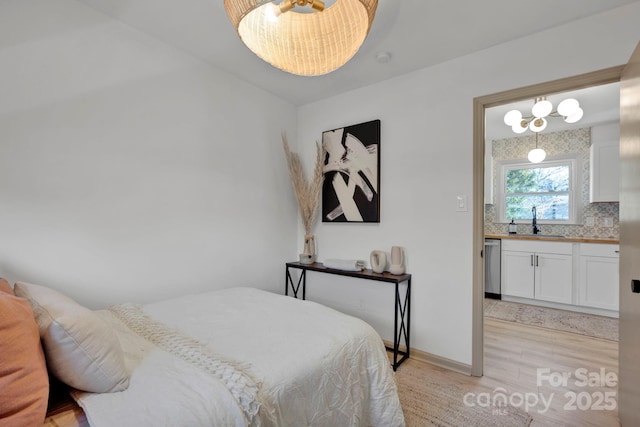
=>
[395,360,533,427]
[484,299,618,341]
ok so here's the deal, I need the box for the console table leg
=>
[285,266,291,296]
[391,280,411,371]
[301,269,306,300]
[406,279,411,358]
[285,266,306,300]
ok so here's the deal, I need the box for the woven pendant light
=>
[224,0,378,76]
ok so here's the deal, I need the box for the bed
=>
[0,280,404,427]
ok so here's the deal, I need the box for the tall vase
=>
[300,234,316,264]
[389,246,405,275]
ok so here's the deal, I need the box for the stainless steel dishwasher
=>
[484,238,501,299]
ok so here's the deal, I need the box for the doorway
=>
[471,65,625,376]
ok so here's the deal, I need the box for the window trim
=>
[496,154,582,225]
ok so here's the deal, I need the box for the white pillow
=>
[14,281,129,393]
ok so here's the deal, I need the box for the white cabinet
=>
[484,139,493,204]
[578,244,619,311]
[590,123,620,203]
[534,252,573,304]
[501,240,573,304]
[502,250,534,298]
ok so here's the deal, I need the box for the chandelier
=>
[223,0,378,76]
[503,96,584,134]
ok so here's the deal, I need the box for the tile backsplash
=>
[484,127,619,239]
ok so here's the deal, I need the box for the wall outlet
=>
[585,217,595,227]
[603,217,614,227]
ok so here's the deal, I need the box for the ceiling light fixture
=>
[527,132,546,163]
[504,96,584,134]
[224,0,378,76]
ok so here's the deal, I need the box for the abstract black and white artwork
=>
[322,119,380,223]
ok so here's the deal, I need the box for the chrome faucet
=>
[532,206,540,235]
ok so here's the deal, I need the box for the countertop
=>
[485,234,619,244]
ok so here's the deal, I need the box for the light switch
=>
[603,217,614,227]
[456,195,468,212]
[585,217,595,227]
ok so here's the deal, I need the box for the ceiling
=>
[75,0,639,106]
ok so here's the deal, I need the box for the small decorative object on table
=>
[389,246,405,275]
[370,250,386,273]
[324,259,365,271]
[282,133,325,264]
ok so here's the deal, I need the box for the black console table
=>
[285,261,411,370]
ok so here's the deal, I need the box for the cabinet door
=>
[484,140,493,204]
[590,138,620,202]
[534,253,573,304]
[501,250,534,298]
[579,255,619,311]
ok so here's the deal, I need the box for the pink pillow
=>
[0,278,49,426]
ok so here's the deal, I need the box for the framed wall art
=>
[322,119,380,223]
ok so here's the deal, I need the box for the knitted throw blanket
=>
[108,303,264,426]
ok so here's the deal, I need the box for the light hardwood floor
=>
[483,317,619,426]
[400,316,619,426]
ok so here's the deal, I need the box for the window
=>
[497,156,580,224]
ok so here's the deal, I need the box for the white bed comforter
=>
[72,287,405,427]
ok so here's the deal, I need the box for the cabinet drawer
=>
[502,239,573,255]
[580,243,619,258]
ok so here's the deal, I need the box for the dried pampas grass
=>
[282,132,324,235]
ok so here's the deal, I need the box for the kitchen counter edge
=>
[484,234,619,244]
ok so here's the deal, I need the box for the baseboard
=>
[383,340,472,376]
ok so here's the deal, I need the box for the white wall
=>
[0,0,298,308]
[296,3,640,365]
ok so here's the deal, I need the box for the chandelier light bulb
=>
[265,4,280,21]
[532,98,553,118]
[557,98,579,117]
[528,148,547,163]
[504,110,522,126]
[564,107,584,124]
[529,117,547,132]
[512,121,528,134]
